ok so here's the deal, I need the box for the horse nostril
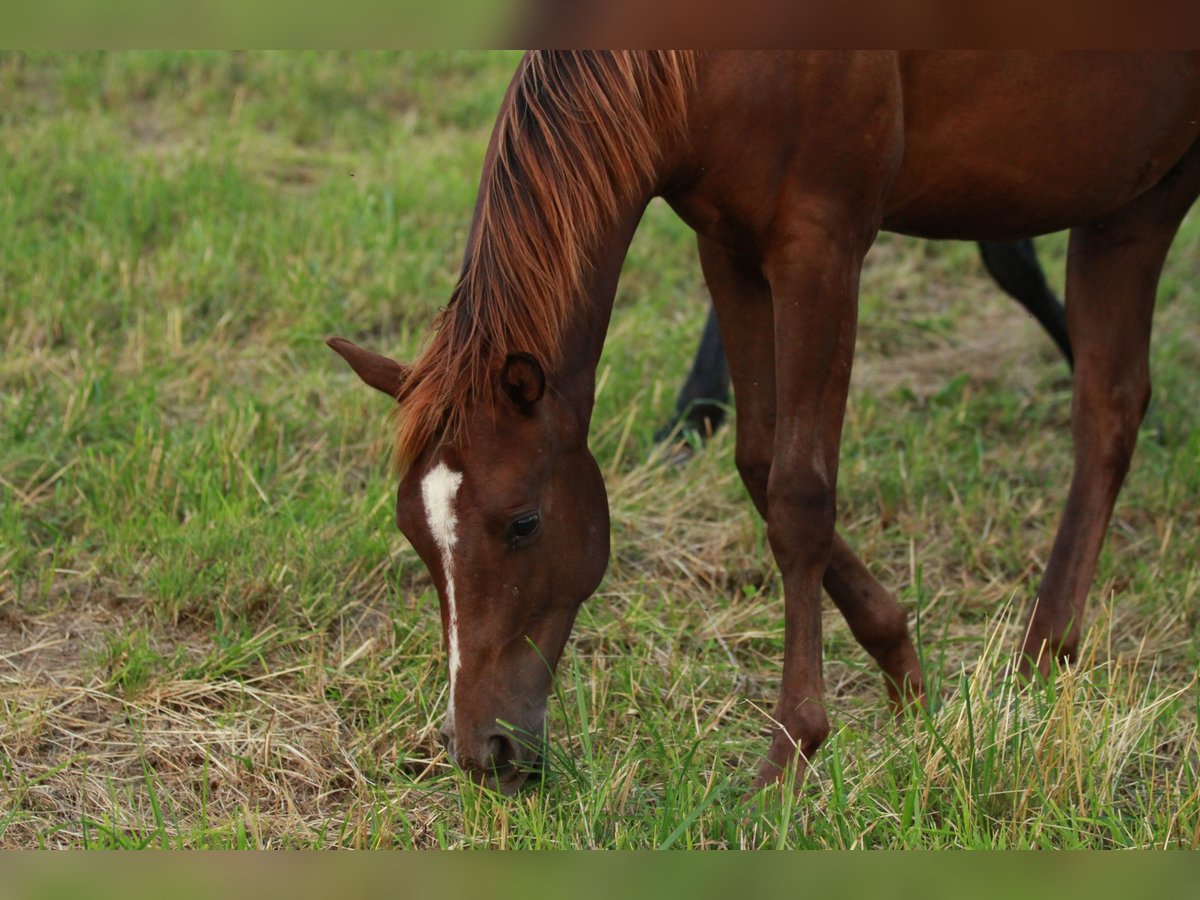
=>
[484,734,517,775]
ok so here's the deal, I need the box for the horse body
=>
[330,51,1200,793]
[885,53,1200,238]
[670,52,1200,242]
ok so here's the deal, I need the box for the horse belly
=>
[883,52,1200,240]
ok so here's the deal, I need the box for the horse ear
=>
[499,352,545,413]
[326,337,410,400]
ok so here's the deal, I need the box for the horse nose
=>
[483,734,517,776]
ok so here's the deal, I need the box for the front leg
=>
[701,233,922,789]
[754,221,868,789]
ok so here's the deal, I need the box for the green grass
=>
[2,51,1198,848]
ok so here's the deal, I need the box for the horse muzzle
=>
[438,719,547,795]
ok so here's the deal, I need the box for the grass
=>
[2,51,1199,849]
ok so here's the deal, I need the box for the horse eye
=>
[509,513,540,541]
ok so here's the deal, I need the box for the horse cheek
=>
[571,452,611,604]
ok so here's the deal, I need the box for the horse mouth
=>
[460,747,545,795]
[485,762,537,795]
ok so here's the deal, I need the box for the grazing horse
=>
[658,238,1071,445]
[329,51,1200,794]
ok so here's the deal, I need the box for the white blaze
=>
[421,462,465,721]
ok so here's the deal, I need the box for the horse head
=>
[327,337,610,794]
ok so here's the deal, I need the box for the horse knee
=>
[858,601,911,659]
[765,471,836,562]
[766,471,835,526]
[1103,377,1150,428]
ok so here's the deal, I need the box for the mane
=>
[392,50,698,471]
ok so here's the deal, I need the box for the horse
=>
[328,51,1200,794]
[657,238,1070,445]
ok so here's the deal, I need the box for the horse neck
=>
[552,198,651,420]
[452,52,697,432]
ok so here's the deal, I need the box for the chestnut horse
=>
[329,52,1200,794]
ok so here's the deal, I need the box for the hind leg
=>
[1022,153,1200,674]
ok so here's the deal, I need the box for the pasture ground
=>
[2,51,1199,848]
